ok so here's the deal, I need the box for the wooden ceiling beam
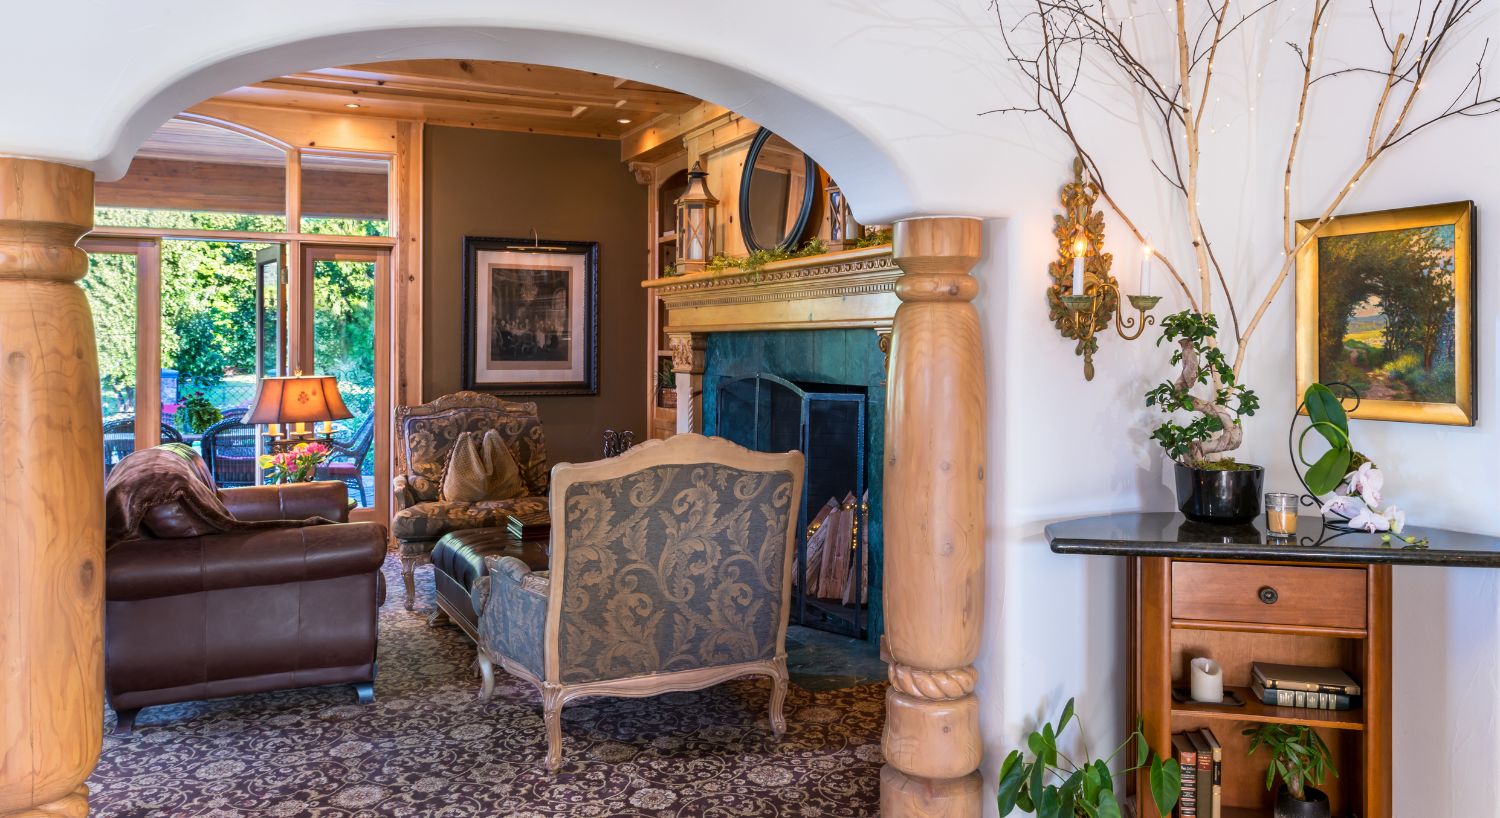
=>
[274,71,685,115]
[330,61,696,111]
[621,101,735,163]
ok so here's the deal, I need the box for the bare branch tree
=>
[987,0,1500,458]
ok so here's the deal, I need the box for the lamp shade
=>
[245,375,353,425]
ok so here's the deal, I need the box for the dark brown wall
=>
[422,126,647,465]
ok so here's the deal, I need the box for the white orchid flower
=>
[1340,462,1384,507]
[1322,494,1366,519]
[1383,506,1406,534]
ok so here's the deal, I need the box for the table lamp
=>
[245,373,353,453]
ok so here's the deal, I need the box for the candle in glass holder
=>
[1265,492,1298,536]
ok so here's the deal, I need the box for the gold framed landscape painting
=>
[1296,201,1474,425]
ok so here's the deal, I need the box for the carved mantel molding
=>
[641,245,898,333]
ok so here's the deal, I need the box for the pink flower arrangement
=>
[259,441,333,484]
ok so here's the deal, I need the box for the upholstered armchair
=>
[392,391,550,610]
[472,433,805,770]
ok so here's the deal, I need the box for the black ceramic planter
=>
[1173,462,1264,524]
[1274,786,1330,818]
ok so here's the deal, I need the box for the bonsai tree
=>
[1145,311,1259,466]
[1243,723,1338,810]
[998,697,1180,818]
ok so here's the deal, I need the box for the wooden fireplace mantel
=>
[640,244,899,334]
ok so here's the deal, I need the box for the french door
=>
[82,236,393,524]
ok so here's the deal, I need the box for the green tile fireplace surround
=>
[703,328,888,644]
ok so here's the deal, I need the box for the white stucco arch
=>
[0,1,1027,225]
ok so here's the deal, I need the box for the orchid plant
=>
[259,441,332,484]
[1298,384,1425,546]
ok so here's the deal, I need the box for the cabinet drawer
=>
[1172,561,1366,631]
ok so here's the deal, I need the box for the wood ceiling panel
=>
[209,59,702,141]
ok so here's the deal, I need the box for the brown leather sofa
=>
[106,481,387,733]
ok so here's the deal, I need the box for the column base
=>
[881,766,981,818]
[2,785,89,818]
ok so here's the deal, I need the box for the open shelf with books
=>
[1169,685,1364,731]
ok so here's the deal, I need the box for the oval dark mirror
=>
[739,128,817,252]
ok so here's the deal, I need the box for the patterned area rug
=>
[89,552,885,817]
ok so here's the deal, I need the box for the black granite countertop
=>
[1046,512,1500,567]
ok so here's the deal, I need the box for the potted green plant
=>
[176,391,223,434]
[1243,724,1337,818]
[655,356,678,410]
[1145,311,1262,524]
[998,697,1180,818]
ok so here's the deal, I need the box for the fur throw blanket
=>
[104,443,327,547]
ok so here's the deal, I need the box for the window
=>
[301,153,391,236]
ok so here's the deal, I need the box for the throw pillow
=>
[442,429,527,503]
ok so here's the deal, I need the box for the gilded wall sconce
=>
[1047,157,1161,380]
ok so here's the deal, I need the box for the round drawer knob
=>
[1258,586,1279,605]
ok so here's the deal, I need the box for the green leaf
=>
[1304,383,1348,438]
[1037,788,1061,818]
[1059,698,1075,734]
[997,751,1026,816]
[1135,733,1148,767]
[1030,751,1046,810]
[1149,757,1181,817]
[1097,789,1123,818]
[1304,446,1352,496]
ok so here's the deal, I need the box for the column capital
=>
[667,332,707,373]
[0,158,94,282]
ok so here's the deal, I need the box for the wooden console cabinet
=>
[1129,557,1389,818]
[1048,511,1500,818]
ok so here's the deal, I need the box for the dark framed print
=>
[462,236,599,396]
[1295,201,1474,425]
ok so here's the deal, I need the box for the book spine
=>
[1256,686,1355,710]
[1253,668,1359,695]
[1196,746,1213,818]
[1175,740,1197,818]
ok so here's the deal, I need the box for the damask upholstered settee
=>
[471,433,805,770]
[392,391,550,610]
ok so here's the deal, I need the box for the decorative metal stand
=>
[1286,383,1427,549]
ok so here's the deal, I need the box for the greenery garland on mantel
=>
[665,228,896,281]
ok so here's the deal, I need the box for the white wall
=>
[2,1,1497,813]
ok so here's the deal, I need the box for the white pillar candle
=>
[1140,244,1153,295]
[1190,656,1224,703]
[1071,236,1087,296]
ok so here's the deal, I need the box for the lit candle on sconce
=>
[1071,234,1087,296]
[1139,244,1153,296]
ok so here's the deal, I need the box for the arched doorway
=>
[0,20,987,818]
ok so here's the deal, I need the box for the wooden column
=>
[0,158,103,818]
[668,332,706,434]
[881,216,985,818]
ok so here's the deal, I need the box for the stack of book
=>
[506,510,551,540]
[1250,662,1361,711]
[1171,729,1222,818]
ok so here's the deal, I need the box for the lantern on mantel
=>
[675,161,718,273]
[826,178,861,251]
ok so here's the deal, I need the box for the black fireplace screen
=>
[717,374,868,637]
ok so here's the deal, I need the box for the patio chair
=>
[199,409,259,488]
[319,414,376,505]
[102,415,183,476]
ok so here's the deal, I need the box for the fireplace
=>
[702,329,885,641]
[716,374,869,637]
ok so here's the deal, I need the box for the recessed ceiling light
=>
[617,118,632,125]
[345,103,361,109]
